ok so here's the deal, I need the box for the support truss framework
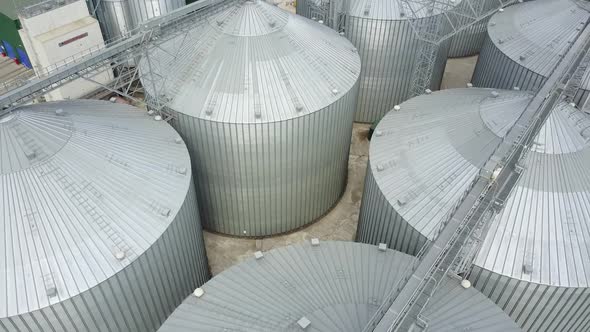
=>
[0,0,234,117]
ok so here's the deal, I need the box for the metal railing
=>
[19,0,80,19]
[0,0,232,114]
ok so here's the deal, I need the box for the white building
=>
[18,0,112,101]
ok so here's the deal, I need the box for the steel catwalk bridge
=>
[2,0,586,331]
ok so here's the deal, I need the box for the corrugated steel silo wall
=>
[93,0,135,41]
[129,0,185,28]
[356,163,427,256]
[0,181,210,332]
[471,36,546,91]
[472,35,590,105]
[346,16,451,123]
[171,82,359,237]
[448,0,498,58]
[296,0,314,20]
[470,266,590,332]
[448,17,490,58]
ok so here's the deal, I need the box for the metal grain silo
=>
[469,102,590,331]
[357,88,532,255]
[448,0,502,58]
[92,0,185,41]
[157,240,519,331]
[92,0,135,40]
[140,0,360,237]
[472,0,590,105]
[346,0,460,123]
[0,100,210,332]
[129,0,185,26]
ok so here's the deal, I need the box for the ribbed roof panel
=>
[141,0,360,123]
[159,242,519,331]
[0,100,192,317]
[423,277,520,331]
[487,0,589,78]
[0,110,72,174]
[209,0,289,36]
[369,88,532,240]
[475,102,590,288]
[158,241,417,331]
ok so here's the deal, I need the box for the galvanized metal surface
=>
[448,0,499,58]
[158,241,518,332]
[295,0,342,30]
[94,0,185,41]
[420,276,521,331]
[158,241,417,332]
[471,102,590,331]
[93,0,135,40]
[472,0,590,104]
[357,88,532,255]
[346,0,458,123]
[129,0,185,27]
[0,100,210,331]
[141,0,360,237]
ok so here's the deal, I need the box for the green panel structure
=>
[0,2,26,63]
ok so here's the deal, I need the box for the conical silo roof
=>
[358,88,532,253]
[473,0,590,103]
[486,0,589,78]
[469,102,590,331]
[0,100,209,331]
[475,101,590,288]
[159,241,416,331]
[158,241,519,331]
[141,0,360,123]
[421,277,520,331]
